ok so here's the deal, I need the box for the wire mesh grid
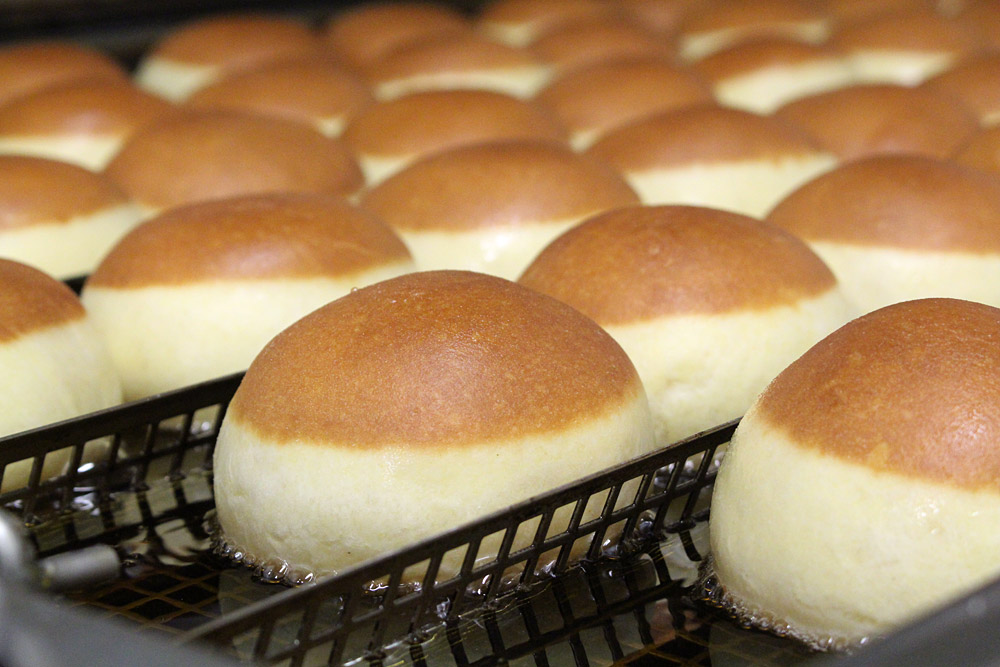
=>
[0,372,241,525]
[182,420,733,665]
[0,372,816,666]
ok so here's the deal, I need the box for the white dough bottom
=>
[373,66,552,101]
[82,264,413,400]
[625,154,837,219]
[710,405,1000,646]
[213,387,655,580]
[134,57,218,102]
[0,318,122,491]
[679,23,830,62]
[808,240,1000,314]
[714,61,855,114]
[357,154,411,188]
[846,50,956,86]
[605,289,854,448]
[398,216,585,280]
[0,204,141,279]
[0,135,123,171]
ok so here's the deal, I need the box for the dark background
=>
[0,0,488,66]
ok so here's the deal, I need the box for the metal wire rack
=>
[0,371,818,666]
[4,367,999,666]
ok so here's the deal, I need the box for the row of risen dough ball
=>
[1,1,1000,177]
[7,201,1000,648]
[7,149,1000,408]
[2,0,1000,655]
[3,0,1000,270]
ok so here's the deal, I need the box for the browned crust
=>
[0,79,176,135]
[829,8,982,53]
[477,0,624,36]
[774,84,979,161]
[86,193,410,288]
[823,0,932,24]
[955,3,1000,52]
[620,0,702,36]
[144,14,322,69]
[519,205,836,323]
[342,89,567,158]
[923,53,1000,125]
[0,259,84,342]
[0,41,126,107]
[756,297,1000,491]
[360,139,638,231]
[363,33,544,85]
[586,104,823,171]
[104,111,364,211]
[229,270,642,446]
[766,155,1000,251]
[678,0,827,36]
[185,59,374,127]
[535,57,713,138]
[693,37,845,82]
[954,126,1000,178]
[323,2,471,68]
[528,18,675,72]
[954,125,1000,174]
[0,156,129,230]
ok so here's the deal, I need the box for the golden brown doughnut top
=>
[774,84,979,161]
[0,259,84,342]
[143,14,322,69]
[766,155,1000,252]
[694,38,845,82]
[323,2,471,68]
[678,0,827,36]
[185,59,374,128]
[0,156,129,230]
[0,79,176,136]
[477,0,623,38]
[954,126,1000,179]
[360,139,638,231]
[535,57,713,138]
[342,89,566,158]
[830,8,982,54]
[104,111,364,211]
[0,41,126,107]
[757,297,1000,491]
[586,104,823,171]
[85,193,411,289]
[519,205,836,323]
[363,33,545,85]
[528,18,675,73]
[823,0,929,24]
[954,3,1000,52]
[229,270,642,447]
[923,53,1000,125]
[620,0,701,36]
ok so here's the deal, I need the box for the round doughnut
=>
[766,155,1000,313]
[104,110,363,218]
[710,297,1000,648]
[0,156,141,279]
[359,139,639,279]
[213,270,655,581]
[520,204,854,446]
[81,194,414,400]
[0,259,121,489]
